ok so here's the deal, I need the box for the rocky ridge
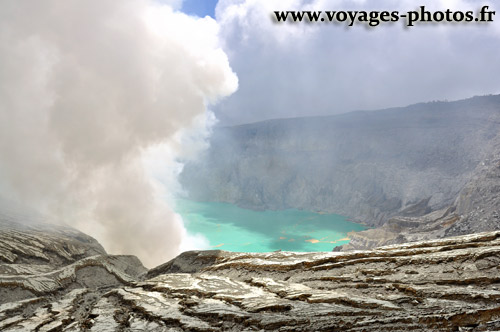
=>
[180,95,500,232]
[342,131,500,251]
[1,217,500,331]
[180,95,500,252]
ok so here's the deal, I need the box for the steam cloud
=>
[0,0,237,267]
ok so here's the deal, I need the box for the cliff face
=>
[180,95,500,227]
[450,135,500,236]
[1,217,500,331]
[340,132,500,251]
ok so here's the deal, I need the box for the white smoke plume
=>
[0,0,238,267]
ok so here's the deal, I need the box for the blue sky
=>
[181,0,218,18]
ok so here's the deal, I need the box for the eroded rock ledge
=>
[1,220,500,331]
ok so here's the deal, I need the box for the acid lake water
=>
[175,199,365,252]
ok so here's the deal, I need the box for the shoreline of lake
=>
[175,199,366,252]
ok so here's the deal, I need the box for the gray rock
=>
[180,95,500,228]
[1,218,500,331]
[0,214,106,266]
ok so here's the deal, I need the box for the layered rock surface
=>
[2,217,500,331]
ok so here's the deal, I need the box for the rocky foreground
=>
[1,218,500,331]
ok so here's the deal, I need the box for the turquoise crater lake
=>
[175,199,365,252]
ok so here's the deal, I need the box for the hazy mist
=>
[0,0,237,267]
[214,0,500,125]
